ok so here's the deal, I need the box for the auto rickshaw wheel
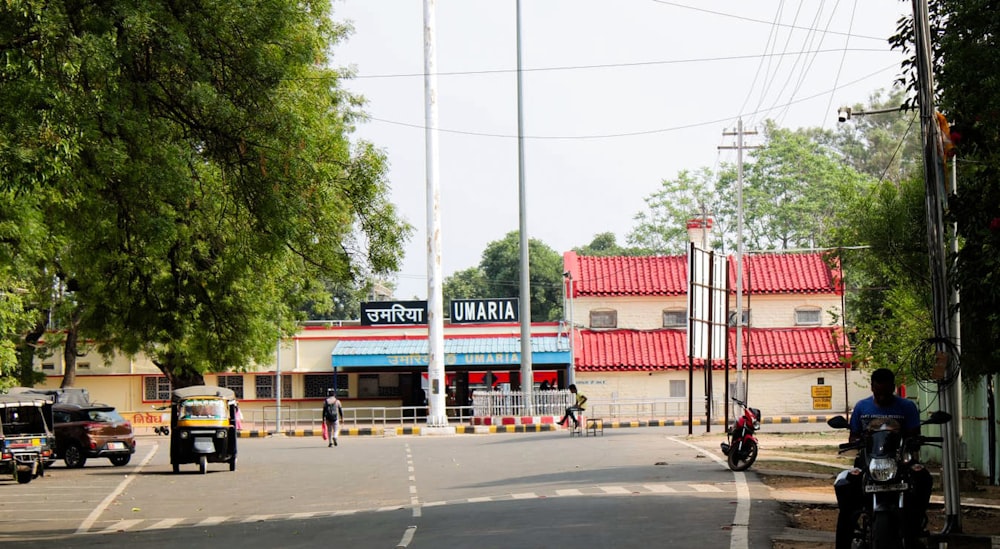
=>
[229,456,236,471]
[63,444,87,468]
[199,455,207,474]
[16,470,33,484]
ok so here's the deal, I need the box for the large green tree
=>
[930,0,1000,378]
[627,167,729,254]
[885,1,1000,378]
[0,0,411,388]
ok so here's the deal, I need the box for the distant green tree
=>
[724,122,873,252]
[628,168,727,254]
[443,232,563,322]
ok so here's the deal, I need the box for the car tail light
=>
[1,452,11,460]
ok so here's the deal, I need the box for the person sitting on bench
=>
[557,384,587,429]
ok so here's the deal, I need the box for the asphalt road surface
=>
[0,426,792,548]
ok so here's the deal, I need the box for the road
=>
[0,426,796,548]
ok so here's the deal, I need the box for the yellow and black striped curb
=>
[233,415,834,438]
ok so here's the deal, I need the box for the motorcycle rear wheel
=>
[727,439,758,471]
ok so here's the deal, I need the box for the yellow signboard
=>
[812,397,832,410]
[811,385,833,398]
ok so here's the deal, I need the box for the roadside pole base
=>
[421,426,456,436]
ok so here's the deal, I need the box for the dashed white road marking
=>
[101,519,143,533]
[691,484,723,493]
[146,518,182,530]
[242,514,271,523]
[197,516,229,527]
[511,492,536,499]
[600,486,630,495]
[643,484,677,493]
[396,525,417,548]
[556,489,583,496]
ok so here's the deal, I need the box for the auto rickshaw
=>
[0,394,54,484]
[170,385,238,474]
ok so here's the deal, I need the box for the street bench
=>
[585,417,604,437]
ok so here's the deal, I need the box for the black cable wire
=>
[909,336,960,391]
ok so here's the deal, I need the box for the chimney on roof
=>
[687,216,713,250]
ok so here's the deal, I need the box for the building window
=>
[662,309,686,328]
[795,308,822,326]
[78,362,90,370]
[42,363,55,371]
[728,309,751,326]
[304,373,349,398]
[255,374,292,399]
[590,309,617,329]
[669,380,686,398]
[217,375,245,399]
[144,376,172,401]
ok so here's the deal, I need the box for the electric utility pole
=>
[719,119,761,409]
[911,0,963,532]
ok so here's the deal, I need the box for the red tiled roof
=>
[576,327,849,372]
[733,252,842,295]
[564,252,687,297]
[563,251,842,296]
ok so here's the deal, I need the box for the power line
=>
[347,48,893,80]
[362,64,899,140]
[647,0,891,42]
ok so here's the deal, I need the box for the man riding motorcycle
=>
[834,368,933,548]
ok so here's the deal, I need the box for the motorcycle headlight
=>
[868,457,898,482]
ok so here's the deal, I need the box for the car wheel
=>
[109,454,131,466]
[63,444,87,468]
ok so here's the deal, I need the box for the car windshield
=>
[87,409,125,423]
[180,399,227,420]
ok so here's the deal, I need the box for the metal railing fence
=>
[238,391,720,432]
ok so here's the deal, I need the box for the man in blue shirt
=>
[848,368,922,441]
[834,368,932,549]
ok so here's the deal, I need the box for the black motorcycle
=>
[827,410,950,549]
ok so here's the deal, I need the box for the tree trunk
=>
[154,351,205,390]
[16,315,48,386]
[60,310,81,388]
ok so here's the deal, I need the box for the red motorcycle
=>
[720,397,761,471]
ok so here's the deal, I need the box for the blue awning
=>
[331,336,571,368]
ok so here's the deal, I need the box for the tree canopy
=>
[0,0,411,387]
[442,231,564,322]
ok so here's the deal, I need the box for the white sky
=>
[331,1,912,300]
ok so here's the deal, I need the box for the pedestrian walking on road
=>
[323,390,343,447]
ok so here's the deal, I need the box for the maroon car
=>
[52,403,135,467]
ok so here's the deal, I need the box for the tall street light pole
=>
[516,0,534,414]
[422,0,449,431]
